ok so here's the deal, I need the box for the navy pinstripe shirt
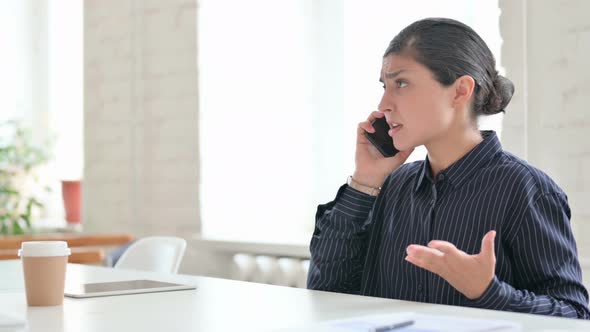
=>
[308,131,590,319]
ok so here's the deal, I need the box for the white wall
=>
[83,0,210,273]
[500,0,590,284]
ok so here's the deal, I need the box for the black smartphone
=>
[364,117,399,157]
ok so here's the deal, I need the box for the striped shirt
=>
[308,131,590,319]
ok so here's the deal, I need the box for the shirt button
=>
[437,174,445,181]
[417,283,423,291]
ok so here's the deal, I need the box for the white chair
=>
[114,236,187,274]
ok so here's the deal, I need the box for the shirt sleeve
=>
[306,183,377,294]
[465,192,590,319]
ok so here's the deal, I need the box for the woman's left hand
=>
[405,230,496,300]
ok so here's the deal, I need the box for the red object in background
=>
[61,180,81,223]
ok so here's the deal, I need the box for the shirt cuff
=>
[331,184,376,220]
[464,276,512,311]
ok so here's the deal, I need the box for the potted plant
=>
[0,121,52,235]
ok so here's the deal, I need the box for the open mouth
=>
[388,122,403,136]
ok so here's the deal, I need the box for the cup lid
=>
[18,241,72,257]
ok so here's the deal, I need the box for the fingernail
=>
[406,246,414,255]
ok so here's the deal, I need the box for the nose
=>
[378,90,393,114]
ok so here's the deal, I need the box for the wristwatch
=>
[347,176,381,197]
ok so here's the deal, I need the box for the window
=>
[198,0,502,241]
[0,0,83,221]
[47,0,84,183]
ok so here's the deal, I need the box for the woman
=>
[307,18,590,319]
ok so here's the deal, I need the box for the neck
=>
[426,127,483,178]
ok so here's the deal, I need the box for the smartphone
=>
[364,117,399,157]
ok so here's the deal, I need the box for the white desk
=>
[1,260,589,332]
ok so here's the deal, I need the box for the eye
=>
[396,80,408,88]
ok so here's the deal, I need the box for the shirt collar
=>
[414,130,502,192]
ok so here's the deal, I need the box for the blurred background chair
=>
[113,236,187,274]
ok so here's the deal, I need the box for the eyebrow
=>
[379,69,407,83]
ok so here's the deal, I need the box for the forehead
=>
[381,54,422,74]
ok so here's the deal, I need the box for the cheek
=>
[408,90,452,128]
[402,96,440,129]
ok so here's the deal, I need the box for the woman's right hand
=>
[353,111,414,188]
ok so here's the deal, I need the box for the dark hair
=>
[384,18,514,116]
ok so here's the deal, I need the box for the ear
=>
[452,75,476,109]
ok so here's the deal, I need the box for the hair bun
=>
[483,75,515,115]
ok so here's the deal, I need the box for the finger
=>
[358,121,375,134]
[404,255,439,275]
[367,111,385,122]
[480,230,496,260]
[404,255,424,268]
[406,245,448,275]
[427,240,458,254]
[406,245,444,262]
[359,111,385,134]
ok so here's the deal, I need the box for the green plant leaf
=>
[12,219,24,235]
[1,120,54,232]
[0,188,18,195]
[21,213,32,229]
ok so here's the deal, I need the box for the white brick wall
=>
[500,0,590,283]
[498,0,527,158]
[83,0,200,250]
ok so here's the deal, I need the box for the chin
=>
[394,131,425,151]
[393,138,412,152]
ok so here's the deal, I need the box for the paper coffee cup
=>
[18,241,71,306]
